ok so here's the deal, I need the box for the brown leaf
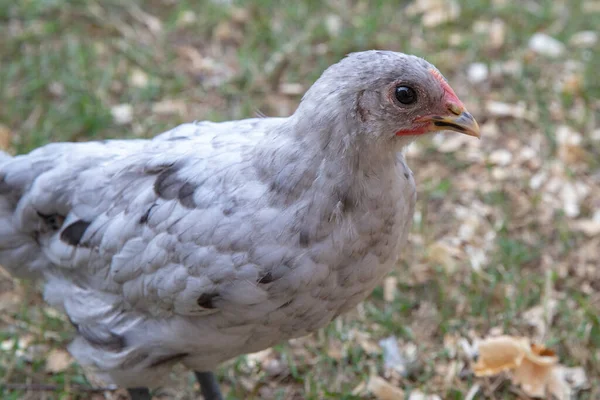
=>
[471,336,588,398]
[46,349,73,373]
[383,276,397,303]
[367,376,405,400]
[473,335,530,376]
[0,124,12,151]
[511,343,558,397]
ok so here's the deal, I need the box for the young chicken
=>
[0,50,479,399]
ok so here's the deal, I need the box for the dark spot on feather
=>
[222,207,233,216]
[60,220,91,246]
[341,192,354,212]
[148,352,189,368]
[144,162,175,175]
[0,175,11,194]
[77,325,125,352]
[197,293,218,309]
[167,136,190,141]
[356,90,369,122]
[178,182,197,209]
[404,172,409,179]
[269,181,281,194]
[299,230,310,247]
[320,129,333,151]
[139,204,157,224]
[37,211,65,231]
[334,189,354,213]
[278,299,293,309]
[154,164,182,199]
[258,272,275,284]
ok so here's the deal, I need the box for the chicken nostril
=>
[447,102,463,116]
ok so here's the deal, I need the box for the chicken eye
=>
[395,86,417,105]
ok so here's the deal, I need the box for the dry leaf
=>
[485,100,536,121]
[522,299,557,339]
[367,376,405,400]
[408,391,442,400]
[326,339,343,360]
[548,366,588,400]
[528,33,565,58]
[383,276,397,303]
[111,104,133,125]
[129,68,149,88]
[569,31,598,48]
[0,124,12,150]
[473,335,530,376]
[427,240,460,274]
[405,0,461,27]
[556,125,586,164]
[46,348,73,373]
[488,18,506,49]
[472,336,587,398]
[511,343,558,397]
[279,82,305,96]
[467,63,488,84]
[488,149,512,166]
[572,218,600,237]
[355,332,381,355]
[152,99,187,116]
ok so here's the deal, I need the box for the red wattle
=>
[395,126,428,136]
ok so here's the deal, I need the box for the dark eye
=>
[395,86,417,105]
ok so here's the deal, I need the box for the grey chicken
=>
[0,51,479,399]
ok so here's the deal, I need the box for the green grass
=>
[0,0,599,398]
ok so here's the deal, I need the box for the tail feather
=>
[0,151,48,278]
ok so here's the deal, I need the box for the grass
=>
[0,0,599,398]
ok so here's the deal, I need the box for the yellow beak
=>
[415,104,480,138]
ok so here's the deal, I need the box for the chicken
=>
[0,50,479,399]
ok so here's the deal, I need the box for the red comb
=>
[429,68,463,108]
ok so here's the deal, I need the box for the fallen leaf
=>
[111,104,133,125]
[522,299,558,339]
[46,348,73,373]
[129,68,149,88]
[405,0,461,27]
[426,241,458,274]
[488,149,513,166]
[467,62,488,84]
[488,18,506,49]
[511,343,558,397]
[572,218,600,236]
[485,100,537,122]
[279,82,304,96]
[152,99,187,116]
[569,31,598,48]
[473,335,530,376]
[383,276,397,303]
[367,376,405,400]
[528,33,565,58]
[355,331,381,355]
[408,390,442,400]
[0,124,12,150]
[471,336,587,398]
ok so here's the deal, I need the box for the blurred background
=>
[0,0,598,399]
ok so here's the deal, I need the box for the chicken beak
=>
[415,104,481,138]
